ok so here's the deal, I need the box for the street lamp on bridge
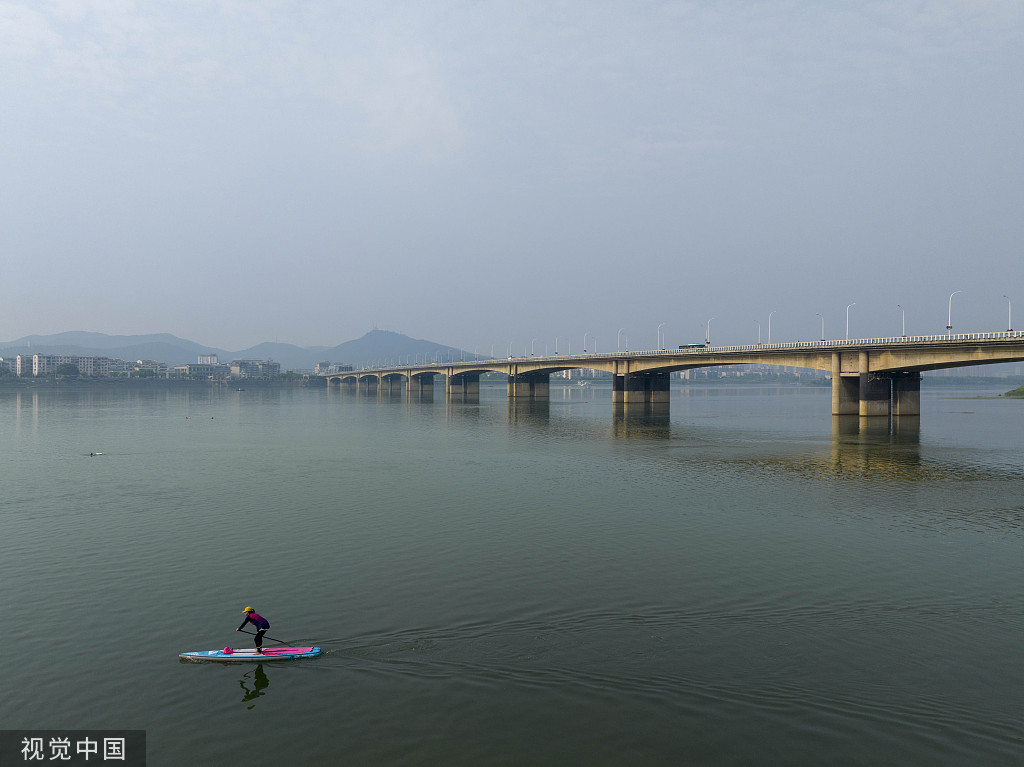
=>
[846,303,856,341]
[617,328,628,353]
[1004,295,1013,332]
[768,311,776,343]
[947,291,961,334]
[705,318,714,346]
[583,332,591,353]
[657,322,666,350]
[897,305,905,337]
[815,313,824,342]
[754,320,761,345]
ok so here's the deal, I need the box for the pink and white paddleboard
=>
[179,646,321,662]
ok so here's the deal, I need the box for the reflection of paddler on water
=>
[237,607,271,654]
[240,664,269,707]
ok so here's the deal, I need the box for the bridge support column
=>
[409,375,434,399]
[859,375,891,416]
[831,353,858,415]
[508,373,549,399]
[448,373,480,400]
[615,372,670,404]
[891,372,921,417]
[858,352,890,416]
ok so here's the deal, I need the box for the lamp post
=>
[617,328,627,353]
[1004,295,1012,332]
[754,320,761,345]
[507,342,514,359]
[768,311,776,343]
[705,318,715,346]
[657,322,666,350]
[845,303,856,341]
[583,332,590,353]
[815,313,824,341]
[946,291,961,334]
[897,305,905,337]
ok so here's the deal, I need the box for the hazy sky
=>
[2,1,1022,352]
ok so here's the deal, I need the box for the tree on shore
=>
[55,363,80,378]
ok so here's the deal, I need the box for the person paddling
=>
[237,606,270,654]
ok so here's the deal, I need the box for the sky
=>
[2,1,1022,353]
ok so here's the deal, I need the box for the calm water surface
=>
[2,382,1023,765]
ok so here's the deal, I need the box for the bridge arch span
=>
[326,333,1024,417]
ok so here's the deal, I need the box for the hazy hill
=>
[0,332,227,366]
[321,329,476,368]
[230,342,324,370]
[0,330,469,370]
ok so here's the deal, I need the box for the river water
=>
[2,382,1022,765]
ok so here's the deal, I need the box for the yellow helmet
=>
[243,606,254,613]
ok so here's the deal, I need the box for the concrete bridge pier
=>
[508,373,549,399]
[857,351,887,416]
[891,372,921,417]
[612,372,671,404]
[448,373,480,401]
[831,353,859,415]
[832,376,860,415]
[409,374,434,400]
[859,374,892,416]
[831,351,922,417]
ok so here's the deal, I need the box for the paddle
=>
[236,628,291,645]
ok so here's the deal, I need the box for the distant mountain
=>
[5,331,220,353]
[0,330,470,371]
[320,329,474,368]
[0,332,228,366]
[230,342,323,371]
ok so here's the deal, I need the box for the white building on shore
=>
[15,354,130,376]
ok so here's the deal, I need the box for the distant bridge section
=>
[324,331,1024,418]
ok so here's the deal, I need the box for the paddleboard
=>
[179,646,321,662]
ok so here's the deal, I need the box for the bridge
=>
[324,331,1024,418]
